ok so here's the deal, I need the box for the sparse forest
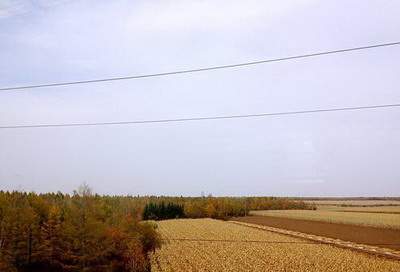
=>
[0,186,313,272]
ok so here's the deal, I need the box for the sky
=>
[0,0,399,196]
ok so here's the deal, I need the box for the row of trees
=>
[140,196,315,220]
[181,196,315,219]
[0,186,162,272]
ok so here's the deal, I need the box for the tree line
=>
[0,186,162,272]
[141,196,314,220]
[0,186,314,271]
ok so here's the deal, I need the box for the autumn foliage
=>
[0,187,161,272]
[141,196,314,220]
[0,186,312,271]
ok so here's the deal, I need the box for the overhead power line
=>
[1,41,400,92]
[1,103,399,129]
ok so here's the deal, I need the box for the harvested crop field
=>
[317,205,400,214]
[250,210,400,229]
[304,200,400,206]
[150,219,400,272]
[234,215,400,250]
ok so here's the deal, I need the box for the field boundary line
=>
[229,220,400,261]
[160,238,400,246]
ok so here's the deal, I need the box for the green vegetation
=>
[142,202,184,220]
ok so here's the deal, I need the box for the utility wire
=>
[1,41,400,92]
[1,103,399,129]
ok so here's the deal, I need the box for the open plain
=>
[250,209,400,229]
[150,219,400,272]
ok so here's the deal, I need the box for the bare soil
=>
[233,215,400,250]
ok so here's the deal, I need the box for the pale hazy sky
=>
[1,0,399,196]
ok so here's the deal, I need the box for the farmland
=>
[234,215,400,250]
[317,205,400,214]
[242,204,400,251]
[250,209,400,229]
[150,219,400,272]
[303,199,400,206]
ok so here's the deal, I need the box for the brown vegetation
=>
[169,196,314,219]
[0,186,162,272]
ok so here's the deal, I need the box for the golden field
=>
[250,210,400,229]
[150,219,400,272]
[317,205,400,213]
[304,200,400,206]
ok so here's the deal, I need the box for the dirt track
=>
[233,216,400,251]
